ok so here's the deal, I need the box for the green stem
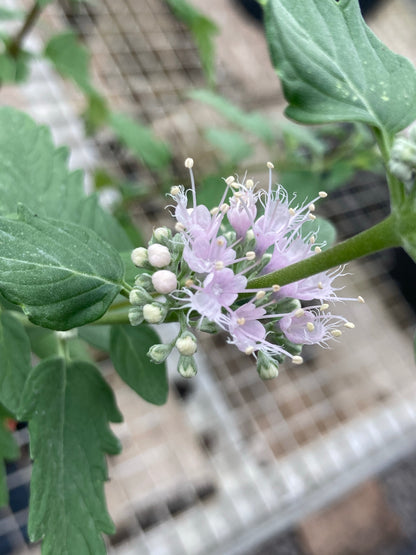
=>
[90,308,131,326]
[372,127,405,208]
[247,214,400,290]
[7,1,43,58]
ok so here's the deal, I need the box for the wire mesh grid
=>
[1,0,416,554]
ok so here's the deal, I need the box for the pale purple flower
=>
[279,308,351,346]
[183,235,236,273]
[227,185,258,237]
[222,302,267,354]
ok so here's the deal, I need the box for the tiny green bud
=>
[147,343,173,364]
[131,247,148,267]
[198,319,219,334]
[143,302,167,324]
[175,332,197,356]
[134,273,153,290]
[177,355,197,378]
[256,352,279,380]
[129,286,152,306]
[128,306,144,326]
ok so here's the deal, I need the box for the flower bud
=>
[151,270,177,294]
[177,355,197,378]
[148,243,171,268]
[175,332,197,356]
[129,286,152,306]
[131,247,148,267]
[198,319,219,334]
[256,352,279,380]
[147,343,173,364]
[134,273,153,290]
[152,226,172,245]
[143,302,167,324]
[128,306,144,326]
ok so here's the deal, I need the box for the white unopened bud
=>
[131,247,148,267]
[178,355,197,378]
[128,306,144,326]
[147,343,173,364]
[151,270,177,294]
[246,229,255,241]
[143,303,165,324]
[176,333,197,356]
[153,226,172,244]
[147,243,171,268]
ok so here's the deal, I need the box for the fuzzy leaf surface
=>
[0,206,124,329]
[19,357,122,555]
[264,0,416,133]
[0,312,32,415]
[110,325,168,405]
[0,107,131,251]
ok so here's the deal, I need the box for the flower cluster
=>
[129,159,362,379]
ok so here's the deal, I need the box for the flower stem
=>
[7,1,43,58]
[247,214,401,290]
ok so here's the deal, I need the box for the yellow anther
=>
[308,203,316,212]
[170,186,180,196]
[272,284,281,292]
[344,322,355,329]
[358,295,365,303]
[289,208,296,216]
[246,251,256,261]
[185,279,194,288]
[267,161,274,169]
[308,213,317,221]
[230,181,240,189]
[210,207,219,215]
[184,158,194,168]
[331,329,342,337]
[237,317,246,326]
[314,246,322,254]
[217,238,225,246]
[245,346,255,355]
[255,291,266,300]
[320,303,329,311]
[292,356,304,365]
[317,281,324,289]
[246,179,254,189]
[309,236,316,244]
[295,308,305,318]
[319,191,328,198]
[306,322,315,332]
[214,261,224,270]
[220,203,229,213]
[225,176,234,186]
[175,222,185,232]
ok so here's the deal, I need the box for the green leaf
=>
[109,112,171,170]
[165,0,218,85]
[264,0,416,134]
[26,327,60,359]
[0,205,124,330]
[0,51,31,84]
[19,357,122,554]
[78,325,111,352]
[0,107,132,251]
[0,312,32,415]
[279,169,322,202]
[189,89,275,144]
[110,325,168,405]
[0,406,19,508]
[44,31,91,92]
[83,92,110,134]
[0,7,24,20]
[205,127,253,162]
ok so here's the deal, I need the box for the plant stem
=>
[90,308,131,326]
[372,127,405,208]
[7,1,43,58]
[247,214,401,290]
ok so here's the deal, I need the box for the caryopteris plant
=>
[0,0,415,552]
